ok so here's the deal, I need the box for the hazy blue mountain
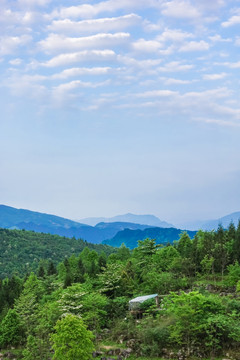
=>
[178,212,240,231]
[94,221,152,238]
[103,227,197,249]
[200,212,240,231]
[0,205,157,244]
[79,213,173,227]
[0,204,87,229]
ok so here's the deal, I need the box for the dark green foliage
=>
[47,261,57,276]
[37,265,45,278]
[135,317,171,357]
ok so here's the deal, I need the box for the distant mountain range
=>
[178,211,240,231]
[1,205,239,247]
[103,227,197,249]
[78,213,174,228]
[0,204,87,229]
[0,205,163,245]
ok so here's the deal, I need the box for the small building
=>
[129,294,159,313]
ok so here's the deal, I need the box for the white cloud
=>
[143,20,163,32]
[42,49,116,67]
[53,79,110,93]
[222,61,240,69]
[118,55,162,69]
[234,36,240,46]
[179,40,210,52]
[52,67,113,80]
[158,28,194,42]
[162,77,192,85]
[132,39,163,52]
[0,35,32,56]
[136,89,178,98]
[161,0,201,19]
[157,61,194,72]
[222,12,240,27]
[9,58,22,66]
[209,34,232,42]
[51,78,111,106]
[5,73,47,99]
[48,14,141,34]
[18,0,51,7]
[194,117,240,128]
[52,0,155,20]
[196,0,225,12]
[39,33,130,54]
[203,73,227,80]
[182,87,232,101]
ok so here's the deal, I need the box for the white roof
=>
[129,294,158,304]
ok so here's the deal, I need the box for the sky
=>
[1,0,240,225]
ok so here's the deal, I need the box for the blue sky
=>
[1,0,240,225]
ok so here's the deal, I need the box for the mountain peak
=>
[79,213,174,228]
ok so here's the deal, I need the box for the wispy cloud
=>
[203,73,227,80]
[48,14,141,34]
[0,35,32,56]
[41,49,116,67]
[194,117,240,128]
[222,10,240,27]
[161,0,201,19]
[39,32,130,54]
[179,40,210,52]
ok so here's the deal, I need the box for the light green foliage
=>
[57,283,85,315]
[31,300,62,358]
[0,228,115,278]
[51,314,94,360]
[15,273,44,335]
[134,238,158,263]
[227,261,240,286]
[164,291,240,355]
[153,246,180,271]
[98,262,124,298]
[201,255,214,276]
[22,335,47,360]
[141,271,188,294]
[0,309,23,347]
[116,243,131,262]
[213,225,229,277]
[177,232,192,258]
[79,292,108,330]
[57,283,108,331]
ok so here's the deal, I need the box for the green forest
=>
[0,228,116,278]
[1,223,240,360]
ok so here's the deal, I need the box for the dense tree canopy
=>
[1,223,240,359]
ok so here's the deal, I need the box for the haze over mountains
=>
[178,212,240,231]
[78,213,173,227]
[0,205,171,245]
[0,205,239,247]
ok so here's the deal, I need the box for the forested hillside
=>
[0,228,116,278]
[1,223,240,359]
